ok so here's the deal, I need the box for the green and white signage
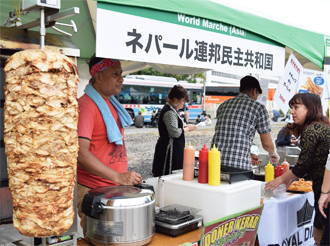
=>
[96,3,285,76]
[325,36,330,57]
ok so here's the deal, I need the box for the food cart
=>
[86,3,328,244]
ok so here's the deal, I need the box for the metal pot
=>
[82,185,155,245]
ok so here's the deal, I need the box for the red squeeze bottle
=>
[275,163,284,178]
[198,144,209,183]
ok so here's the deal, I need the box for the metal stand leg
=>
[41,238,46,246]
[72,234,77,246]
[40,8,45,48]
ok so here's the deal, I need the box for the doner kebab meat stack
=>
[3,49,79,237]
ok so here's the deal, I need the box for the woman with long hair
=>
[266,93,330,244]
[276,115,299,147]
[152,85,197,177]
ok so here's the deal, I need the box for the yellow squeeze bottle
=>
[208,144,220,186]
[265,161,274,182]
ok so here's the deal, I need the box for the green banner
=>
[325,36,330,57]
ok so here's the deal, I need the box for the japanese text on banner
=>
[126,28,274,71]
[274,53,302,114]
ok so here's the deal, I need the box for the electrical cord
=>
[77,237,95,246]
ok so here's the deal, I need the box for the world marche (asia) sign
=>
[96,3,285,76]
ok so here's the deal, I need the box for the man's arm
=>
[77,138,142,185]
[260,132,274,152]
[260,132,279,163]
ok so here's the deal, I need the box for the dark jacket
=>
[134,115,144,128]
[276,127,292,146]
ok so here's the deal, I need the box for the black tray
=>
[155,211,194,225]
[286,189,306,194]
[220,165,253,184]
[155,220,199,237]
[155,214,203,237]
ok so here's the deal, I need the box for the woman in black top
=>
[266,93,330,244]
[152,85,197,177]
[276,115,299,147]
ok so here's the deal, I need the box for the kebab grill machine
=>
[0,0,80,244]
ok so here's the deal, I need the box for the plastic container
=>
[261,183,286,199]
[208,145,220,186]
[265,161,274,182]
[183,142,195,181]
[198,144,209,183]
[158,174,261,223]
[274,163,284,178]
[281,159,290,173]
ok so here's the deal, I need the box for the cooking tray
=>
[155,204,201,225]
[220,165,253,184]
[155,214,203,237]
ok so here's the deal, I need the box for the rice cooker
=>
[82,184,155,245]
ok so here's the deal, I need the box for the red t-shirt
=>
[77,94,127,188]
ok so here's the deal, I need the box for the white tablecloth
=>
[258,192,315,246]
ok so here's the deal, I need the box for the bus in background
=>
[116,75,203,123]
[205,84,276,117]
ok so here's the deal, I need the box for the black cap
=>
[89,54,103,71]
[240,76,262,94]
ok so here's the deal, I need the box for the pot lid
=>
[87,185,154,207]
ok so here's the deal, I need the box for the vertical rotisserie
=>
[3,49,79,237]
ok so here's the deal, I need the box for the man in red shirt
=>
[77,55,142,235]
